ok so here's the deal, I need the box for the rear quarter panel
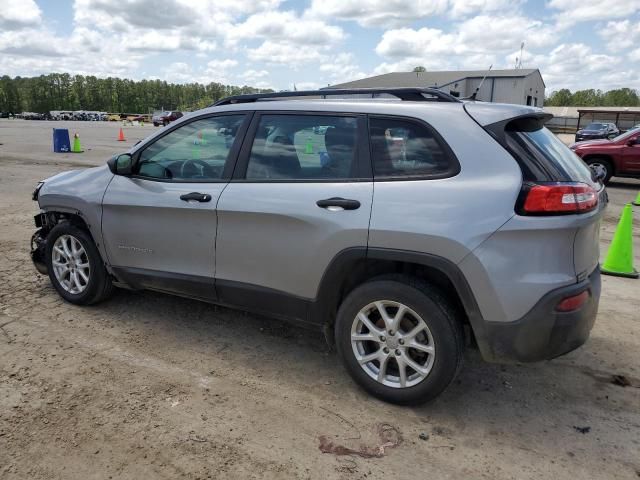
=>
[368,104,522,265]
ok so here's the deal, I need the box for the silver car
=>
[31,88,605,404]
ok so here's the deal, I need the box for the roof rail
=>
[212,88,462,106]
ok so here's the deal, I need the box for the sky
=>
[1,0,639,94]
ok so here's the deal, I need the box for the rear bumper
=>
[478,268,601,363]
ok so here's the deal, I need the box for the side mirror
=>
[626,138,638,146]
[107,153,133,175]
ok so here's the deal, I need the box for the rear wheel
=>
[335,277,464,405]
[45,222,114,305]
[585,157,613,184]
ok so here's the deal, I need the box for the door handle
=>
[180,192,212,202]
[316,197,361,210]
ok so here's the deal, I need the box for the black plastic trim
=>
[111,266,217,302]
[215,280,312,325]
[308,247,486,343]
[481,267,600,362]
[213,88,462,106]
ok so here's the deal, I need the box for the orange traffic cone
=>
[118,128,126,142]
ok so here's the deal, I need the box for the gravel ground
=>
[1,119,639,479]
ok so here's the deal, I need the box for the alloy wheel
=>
[351,300,435,389]
[51,234,91,294]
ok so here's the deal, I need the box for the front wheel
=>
[45,222,114,305]
[335,277,464,405]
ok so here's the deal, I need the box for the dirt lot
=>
[1,119,639,479]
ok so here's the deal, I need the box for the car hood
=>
[38,165,114,210]
[571,139,612,148]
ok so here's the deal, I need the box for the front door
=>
[215,112,373,319]
[101,113,249,299]
[621,131,640,173]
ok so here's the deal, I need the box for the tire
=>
[335,276,464,405]
[585,157,613,184]
[45,222,114,305]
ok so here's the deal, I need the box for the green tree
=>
[0,74,273,113]
[412,66,427,72]
[545,88,572,106]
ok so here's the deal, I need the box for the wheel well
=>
[318,257,472,342]
[40,211,93,240]
[582,154,615,174]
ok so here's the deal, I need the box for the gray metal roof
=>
[544,106,640,118]
[330,69,541,89]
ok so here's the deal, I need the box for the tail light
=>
[519,182,598,215]
[555,290,589,312]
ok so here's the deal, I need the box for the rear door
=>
[214,112,373,319]
[101,113,249,299]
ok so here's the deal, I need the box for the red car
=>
[570,128,640,184]
[152,110,183,127]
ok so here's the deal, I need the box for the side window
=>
[136,115,245,180]
[369,117,455,179]
[246,115,358,180]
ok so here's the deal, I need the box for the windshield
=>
[611,128,640,142]
[585,123,606,130]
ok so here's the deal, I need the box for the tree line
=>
[545,88,639,107]
[0,73,274,114]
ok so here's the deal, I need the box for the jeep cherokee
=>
[31,88,605,404]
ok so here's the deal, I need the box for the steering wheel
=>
[180,159,215,179]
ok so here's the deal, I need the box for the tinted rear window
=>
[369,117,458,179]
[506,126,595,184]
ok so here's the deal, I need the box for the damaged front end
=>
[31,213,50,275]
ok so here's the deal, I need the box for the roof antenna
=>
[517,42,525,69]
[464,64,492,101]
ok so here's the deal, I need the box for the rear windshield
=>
[506,126,595,184]
[585,123,606,130]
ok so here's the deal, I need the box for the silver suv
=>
[30,88,605,404]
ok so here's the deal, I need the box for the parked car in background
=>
[0,112,14,118]
[19,112,44,120]
[152,110,183,126]
[106,114,121,122]
[129,114,149,123]
[30,88,605,405]
[571,128,640,184]
[575,122,619,142]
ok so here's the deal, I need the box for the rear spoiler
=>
[463,102,552,127]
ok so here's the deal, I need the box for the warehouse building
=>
[329,69,546,107]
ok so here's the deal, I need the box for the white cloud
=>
[448,0,521,18]
[306,0,521,27]
[319,53,368,85]
[599,20,640,51]
[522,43,637,91]
[241,69,269,82]
[374,15,557,73]
[247,41,326,65]
[307,0,449,27]
[0,0,42,29]
[227,10,344,46]
[548,0,640,27]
